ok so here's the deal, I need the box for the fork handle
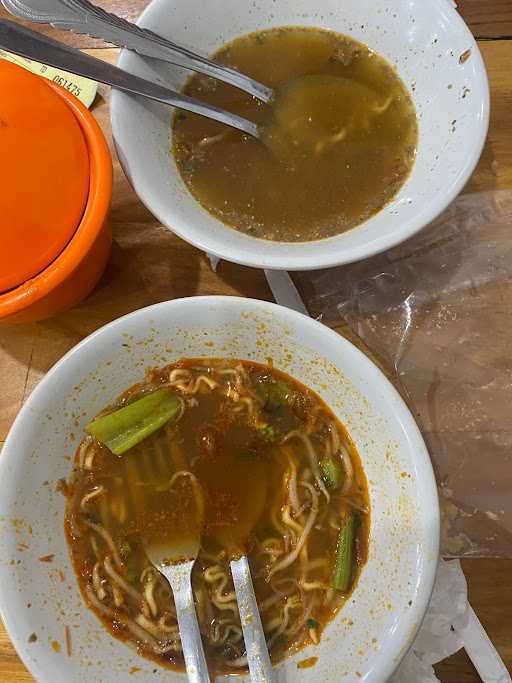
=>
[1,0,273,102]
[67,0,273,102]
[169,573,211,683]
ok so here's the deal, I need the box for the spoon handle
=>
[1,0,273,102]
[0,20,259,138]
[231,555,275,683]
[161,560,211,683]
[69,0,273,103]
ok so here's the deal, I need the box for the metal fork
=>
[145,540,210,683]
[130,432,274,682]
[0,0,273,102]
[126,434,210,683]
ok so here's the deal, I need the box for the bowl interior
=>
[111,0,489,270]
[0,297,439,683]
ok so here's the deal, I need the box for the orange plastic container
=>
[0,62,112,323]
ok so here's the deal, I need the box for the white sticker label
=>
[0,49,98,108]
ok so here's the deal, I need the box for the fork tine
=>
[165,425,187,471]
[140,440,157,484]
[125,453,144,512]
[152,432,171,481]
[115,476,127,524]
[98,485,111,526]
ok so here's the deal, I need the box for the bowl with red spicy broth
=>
[0,297,439,681]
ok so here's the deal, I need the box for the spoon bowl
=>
[208,456,274,681]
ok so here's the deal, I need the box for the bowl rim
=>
[0,295,440,682]
[0,83,112,318]
[111,0,490,271]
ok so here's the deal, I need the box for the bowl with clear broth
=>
[0,297,439,681]
[111,0,488,269]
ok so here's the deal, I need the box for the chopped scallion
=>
[320,458,344,490]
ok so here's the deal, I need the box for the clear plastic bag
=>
[296,190,512,557]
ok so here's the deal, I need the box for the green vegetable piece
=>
[306,618,319,630]
[120,541,131,559]
[259,524,279,539]
[320,458,344,490]
[125,568,137,584]
[272,634,286,650]
[333,513,356,592]
[259,424,278,442]
[238,450,258,461]
[86,388,181,455]
[265,380,294,411]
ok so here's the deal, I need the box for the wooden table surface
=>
[1,1,511,680]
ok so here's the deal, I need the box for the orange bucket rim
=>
[0,81,112,318]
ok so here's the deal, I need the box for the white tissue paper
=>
[391,559,511,683]
[207,253,221,271]
[391,559,466,683]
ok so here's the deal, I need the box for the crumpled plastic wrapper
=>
[391,560,466,682]
[208,253,221,271]
[391,559,511,682]
[295,190,512,558]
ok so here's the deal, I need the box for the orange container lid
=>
[0,60,90,292]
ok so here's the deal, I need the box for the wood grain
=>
[0,0,147,48]
[0,560,509,681]
[1,16,512,683]
[457,0,512,38]
[434,559,512,682]
[464,40,512,193]
[2,0,512,48]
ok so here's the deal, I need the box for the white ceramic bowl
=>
[0,297,439,682]
[111,0,489,271]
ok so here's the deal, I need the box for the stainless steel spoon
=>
[0,20,260,138]
[213,466,275,682]
[231,555,275,682]
[1,0,273,102]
